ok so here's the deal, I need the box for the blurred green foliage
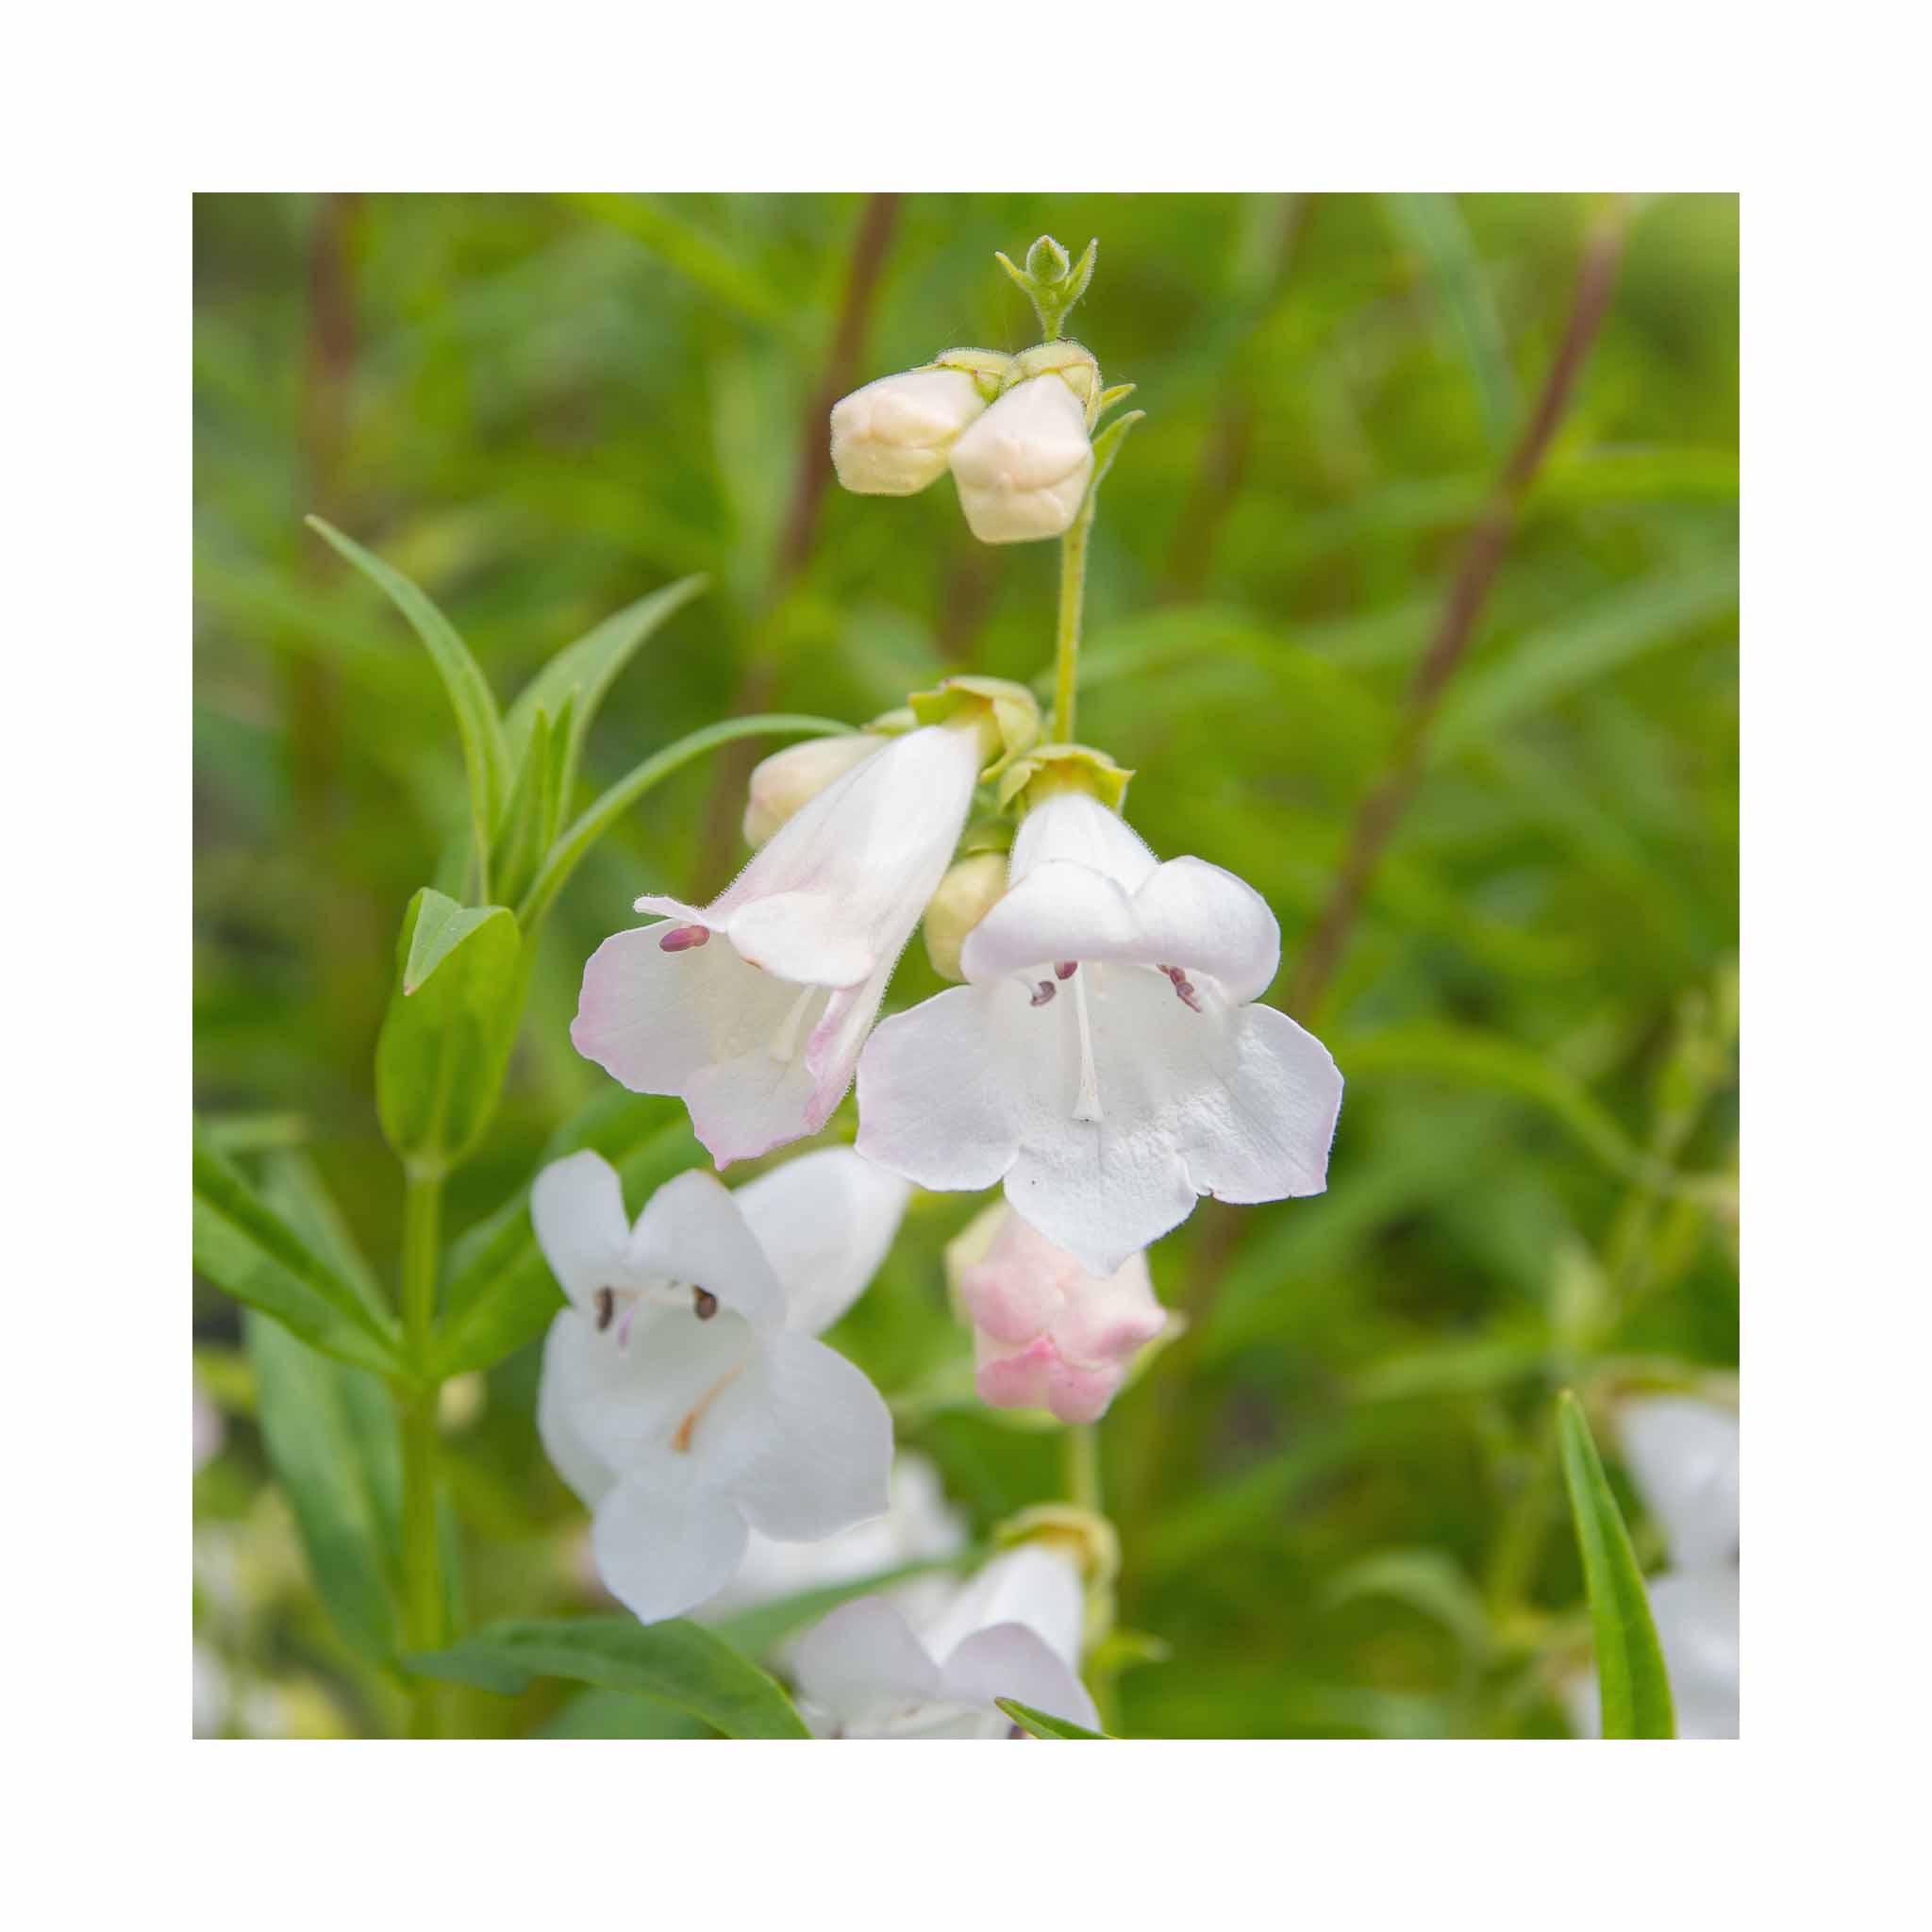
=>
[193,192,1738,1739]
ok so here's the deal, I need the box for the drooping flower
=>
[947,1203,1166,1424]
[533,1146,908,1624]
[791,1544,1097,1738]
[1566,1394,1740,1740]
[948,370,1094,544]
[741,732,888,848]
[572,718,987,1166]
[829,354,1007,496]
[857,784,1343,1276]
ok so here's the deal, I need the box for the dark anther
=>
[1030,980,1058,1007]
[1055,960,1078,979]
[593,1287,617,1331]
[692,1286,720,1321]
[658,924,710,953]
[1174,977,1202,1012]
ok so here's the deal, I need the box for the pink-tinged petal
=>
[921,1545,1086,1674]
[589,1455,749,1625]
[958,859,1143,985]
[1009,791,1158,893]
[529,1150,632,1315]
[1051,1246,1166,1369]
[1129,856,1282,1005]
[1042,1356,1129,1424]
[1172,1001,1341,1206]
[941,1623,1101,1733]
[1619,1398,1740,1572]
[724,891,877,990]
[734,1147,909,1337]
[974,1336,1057,1413]
[624,1168,786,1329]
[801,958,895,1128]
[791,1597,947,1736]
[698,1330,892,1541]
[955,1209,1079,1345]
[857,985,1022,1193]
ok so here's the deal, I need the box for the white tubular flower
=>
[948,373,1095,544]
[831,366,991,496]
[950,1205,1166,1424]
[742,732,888,848]
[791,1545,1096,1739]
[573,721,983,1166]
[857,788,1343,1276]
[1565,1395,1740,1740]
[533,1146,908,1624]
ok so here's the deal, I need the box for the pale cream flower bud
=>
[741,733,888,847]
[947,374,1095,543]
[829,367,991,496]
[922,850,1009,980]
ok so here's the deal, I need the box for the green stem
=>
[1064,1422,1102,1514]
[398,1163,446,1733]
[1051,513,1091,745]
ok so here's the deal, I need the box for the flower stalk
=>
[398,1162,447,1731]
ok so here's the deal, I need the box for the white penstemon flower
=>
[791,1544,1097,1739]
[857,781,1344,1276]
[533,1146,908,1624]
[947,350,1098,545]
[1568,1394,1740,1740]
[829,351,1006,496]
[572,715,991,1167]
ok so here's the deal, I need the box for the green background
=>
[193,192,1738,1739]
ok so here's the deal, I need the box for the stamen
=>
[1055,960,1078,979]
[670,1365,745,1454]
[1174,977,1202,1013]
[768,984,817,1062]
[658,924,710,952]
[592,1287,617,1332]
[1030,980,1058,1007]
[692,1286,719,1321]
[1070,965,1103,1123]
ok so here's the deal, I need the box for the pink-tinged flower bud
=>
[951,1206,1166,1424]
[922,850,1008,980]
[742,733,888,848]
[830,367,991,496]
[947,374,1094,544]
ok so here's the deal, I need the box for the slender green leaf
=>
[489,707,554,913]
[515,713,848,930]
[539,1689,715,1739]
[432,1101,705,1378]
[1557,1391,1675,1739]
[411,1617,810,1740]
[996,1697,1111,1740]
[375,891,526,1171]
[192,1121,402,1374]
[306,516,509,895]
[244,1310,401,1661]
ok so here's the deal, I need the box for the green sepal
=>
[908,674,1041,777]
[996,741,1135,814]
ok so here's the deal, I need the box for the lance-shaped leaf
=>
[1558,1391,1676,1740]
[489,705,557,912]
[410,1617,810,1740]
[375,890,526,1173]
[192,1120,402,1374]
[307,516,509,897]
[996,1697,1111,1740]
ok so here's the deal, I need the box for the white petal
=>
[791,1597,946,1735]
[948,376,1094,545]
[698,1330,892,1541]
[856,985,1023,1192]
[743,734,887,848]
[941,1624,1101,1733]
[724,891,876,988]
[1009,791,1158,892]
[1171,1001,1342,1207]
[920,1545,1086,1673]
[536,1312,622,1508]
[1619,1397,1740,1571]
[1648,1569,1740,1740]
[734,1146,910,1336]
[625,1168,786,1329]
[800,957,896,1128]
[1129,857,1282,1005]
[831,367,987,497]
[529,1150,634,1315]
[590,1455,749,1624]
[959,859,1143,985]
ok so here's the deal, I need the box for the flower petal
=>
[791,1596,947,1735]
[1130,856,1281,1005]
[733,1146,910,1337]
[536,1312,622,1507]
[941,1623,1101,1733]
[1009,791,1158,892]
[801,958,895,1128]
[920,1544,1086,1673]
[1619,1397,1740,1571]
[698,1330,892,1541]
[724,891,877,989]
[959,859,1143,985]
[590,1454,749,1624]
[529,1149,633,1314]
[856,984,1023,1192]
[1647,1569,1740,1740]
[625,1168,786,1329]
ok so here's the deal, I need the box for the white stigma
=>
[1070,962,1103,1124]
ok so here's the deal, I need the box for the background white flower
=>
[948,373,1094,543]
[830,365,991,495]
[790,1544,1097,1738]
[534,1146,908,1624]
[858,789,1343,1275]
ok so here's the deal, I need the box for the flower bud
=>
[741,732,887,847]
[950,1206,1167,1424]
[948,374,1095,544]
[922,850,1008,981]
[830,366,990,496]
